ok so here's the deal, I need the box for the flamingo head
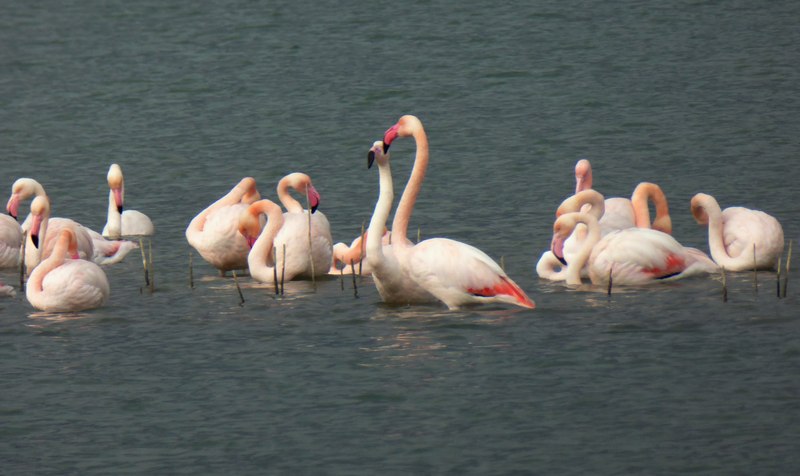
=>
[238,177,260,205]
[574,159,593,194]
[551,213,581,264]
[382,124,400,153]
[238,207,262,249]
[367,141,389,169]
[6,193,20,220]
[306,184,320,214]
[107,164,125,214]
[29,195,50,249]
[690,194,711,225]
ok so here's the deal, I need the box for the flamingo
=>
[691,193,784,271]
[102,163,155,238]
[365,116,534,310]
[186,177,261,275]
[551,211,718,286]
[0,213,23,268]
[26,228,110,312]
[274,173,333,279]
[327,228,391,275]
[238,199,285,283]
[24,195,100,273]
[7,177,138,265]
[536,189,605,281]
[574,159,672,234]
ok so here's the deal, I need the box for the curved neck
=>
[631,183,671,233]
[277,177,304,214]
[248,202,284,282]
[189,178,255,233]
[26,213,49,272]
[106,189,122,237]
[560,190,605,220]
[696,195,741,267]
[367,160,393,264]
[26,225,65,296]
[566,213,601,285]
[391,122,428,244]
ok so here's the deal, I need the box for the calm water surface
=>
[2,0,799,474]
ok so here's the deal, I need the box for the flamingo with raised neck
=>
[102,163,155,238]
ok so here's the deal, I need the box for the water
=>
[2,0,799,473]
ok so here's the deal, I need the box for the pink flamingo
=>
[551,211,717,286]
[574,159,672,234]
[366,117,534,310]
[328,228,391,275]
[7,177,138,265]
[0,213,22,268]
[274,173,333,279]
[186,177,261,275]
[691,193,784,271]
[102,163,155,238]
[25,195,99,274]
[536,189,605,281]
[26,228,110,312]
[237,199,286,283]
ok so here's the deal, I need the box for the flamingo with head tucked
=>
[551,211,717,286]
[7,177,138,266]
[186,177,261,275]
[26,228,110,312]
[328,227,391,275]
[691,193,784,271]
[0,213,22,268]
[102,163,154,238]
[273,173,333,279]
[574,159,672,235]
[365,117,534,310]
[238,199,286,283]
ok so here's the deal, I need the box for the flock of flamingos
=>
[0,115,787,313]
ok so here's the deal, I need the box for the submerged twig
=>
[351,259,358,298]
[777,257,783,299]
[607,265,613,297]
[19,230,27,290]
[783,240,792,298]
[722,266,728,303]
[273,246,279,295]
[232,270,245,305]
[189,251,194,289]
[139,238,149,287]
[148,239,154,292]
[281,244,286,296]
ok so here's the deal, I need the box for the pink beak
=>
[6,194,20,220]
[113,188,124,213]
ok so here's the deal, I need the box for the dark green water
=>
[2,0,799,473]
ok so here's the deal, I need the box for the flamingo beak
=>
[247,236,257,249]
[307,185,320,213]
[6,194,20,220]
[383,123,400,153]
[367,150,375,169]
[31,233,39,248]
[551,234,567,265]
[113,188,124,214]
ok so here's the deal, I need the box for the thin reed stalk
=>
[306,188,316,287]
[19,231,27,290]
[782,240,792,298]
[189,251,194,289]
[232,270,245,305]
[722,266,728,303]
[273,246,279,295]
[281,244,286,296]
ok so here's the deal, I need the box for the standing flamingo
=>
[7,177,138,265]
[366,117,534,310]
[102,163,155,238]
[691,193,784,271]
[26,228,110,312]
[0,214,22,268]
[551,211,717,286]
[274,173,333,279]
[574,159,672,234]
[186,177,261,275]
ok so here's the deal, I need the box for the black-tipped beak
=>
[311,203,319,213]
[8,211,17,221]
[117,205,124,214]
[557,255,568,266]
[31,234,39,249]
[383,142,390,153]
[367,150,375,169]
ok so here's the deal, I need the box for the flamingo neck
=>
[26,225,66,297]
[277,177,304,214]
[190,179,255,233]
[248,202,284,281]
[697,195,739,267]
[566,213,601,285]
[391,124,428,245]
[106,189,122,238]
[631,183,672,233]
[26,214,48,273]
[367,159,393,266]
